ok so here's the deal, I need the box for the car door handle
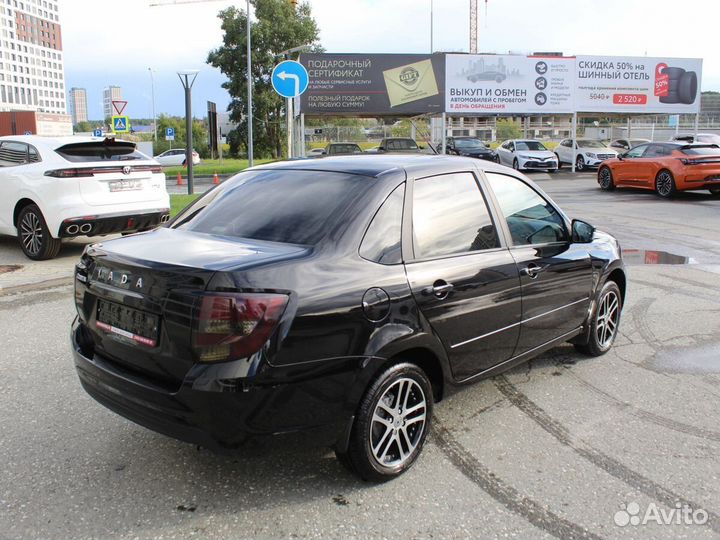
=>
[424,280,454,298]
[521,264,546,279]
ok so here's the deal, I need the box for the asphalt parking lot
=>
[1,171,719,539]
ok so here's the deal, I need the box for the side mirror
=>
[418,145,425,150]
[571,219,595,244]
[378,146,385,152]
[617,153,625,161]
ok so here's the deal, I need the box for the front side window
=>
[486,173,567,246]
[360,184,404,264]
[625,144,649,158]
[412,172,499,259]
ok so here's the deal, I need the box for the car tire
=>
[678,71,698,104]
[661,66,686,80]
[16,204,62,260]
[709,187,720,197]
[575,280,622,357]
[575,155,585,171]
[598,166,615,191]
[555,153,562,169]
[343,362,433,482]
[513,158,521,171]
[655,169,676,198]
[659,91,680,104]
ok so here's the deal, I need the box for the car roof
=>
[251,154,513,179]
[0,135,134,151]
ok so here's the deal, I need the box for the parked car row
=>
[309,138,433,157]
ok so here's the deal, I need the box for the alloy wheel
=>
[20,211,43,257]
[576,156,584,171]
[656,171,673,197]
[369,377,427,468]
[596,289,620,349]
[599,167,613,189]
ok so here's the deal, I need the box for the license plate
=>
[109,179,143,192]
[96,299,159,347]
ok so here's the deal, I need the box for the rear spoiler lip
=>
[678,143,720,150]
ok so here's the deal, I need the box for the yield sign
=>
[112,100,128,115]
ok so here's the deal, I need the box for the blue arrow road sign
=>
[272,60,309,99]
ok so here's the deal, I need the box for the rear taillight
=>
[193,293,288,363]
[44,168,95,178]
[149,166,163,174]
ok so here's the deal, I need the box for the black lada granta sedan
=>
[71,154,625,481]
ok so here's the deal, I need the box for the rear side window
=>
[360,184,404,264]
[175,170,372,246]
[486,173,567,246]
[412,173,499,259]
[56,141,147,162]
[0,141,29,166]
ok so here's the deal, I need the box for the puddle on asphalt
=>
[0,265,22,275]
[650,343,720,374]
[623,249,695,266]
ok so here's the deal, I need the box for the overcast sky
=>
[61,0,720,120]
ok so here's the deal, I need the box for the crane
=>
[470,0,477,54]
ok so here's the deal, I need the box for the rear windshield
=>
[56,141,147,162]
[173,170,372,245]
[681,145,720,156]
[516,141,548,151]
[329,144,361,154]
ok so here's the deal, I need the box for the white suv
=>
[0,136,170,260]
[555,139,618,171]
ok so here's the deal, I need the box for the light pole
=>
[246,0,253,167]
[148,68,157,144]
[178,69,199,195]
[430,0,433,53]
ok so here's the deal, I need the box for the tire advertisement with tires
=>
[445,54,575,114]
[575,56,702,113]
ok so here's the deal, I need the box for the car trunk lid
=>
[74,229,309,388]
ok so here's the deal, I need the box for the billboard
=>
[575,56,702,113]
[445,54,575,114]
[299,53,445,116]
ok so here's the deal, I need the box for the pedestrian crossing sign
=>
[112,115,130,133]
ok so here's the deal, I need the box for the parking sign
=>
[165,127,175,141]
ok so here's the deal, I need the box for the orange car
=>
[597,142,720,198]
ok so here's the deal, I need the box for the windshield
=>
[578,140,606,149]
[173,170,372,245]
[516,141,548,151]
[455,138,487,149]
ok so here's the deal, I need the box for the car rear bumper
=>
[71,319,349,450]
[59,208,170,238]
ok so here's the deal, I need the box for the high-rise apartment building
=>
[68,86,86,124]
[0,0,66,114]
[103,85,122,119]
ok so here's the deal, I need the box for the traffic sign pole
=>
[271,60,309,160]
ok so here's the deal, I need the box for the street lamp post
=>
[246,0,253,167]
[148,68,157,144]
[178,70,199,195]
